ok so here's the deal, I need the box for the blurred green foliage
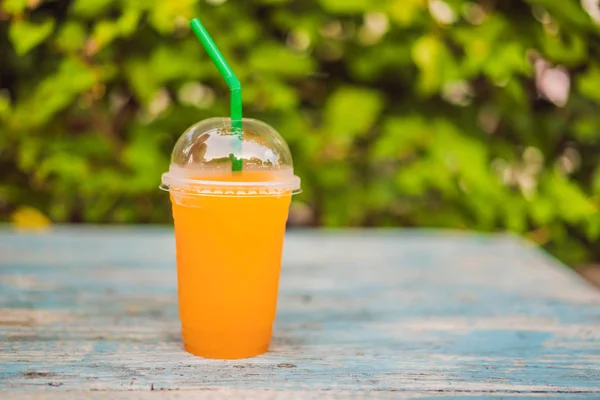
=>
[1,0,599,265]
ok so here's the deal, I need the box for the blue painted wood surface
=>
[0,227,599,398]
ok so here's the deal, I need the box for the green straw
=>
[190,18,243,171]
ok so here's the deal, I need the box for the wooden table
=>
[1,227,599,398]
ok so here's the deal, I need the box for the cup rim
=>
[160,172,301,197]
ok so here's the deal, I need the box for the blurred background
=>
[0,0,599,269]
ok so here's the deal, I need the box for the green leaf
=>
[319,0,372,13]
[0,91,11,119]
[592,165,600,194]
[11,58,96,128]
[412,35,442,94]
[88,9,141,52]
[9,19,55,55]
[503,79,528,107]
[17,137,42,172]
[467,196,498,230]
[529,195,555,225]
[503,195,527,232]
[125,43,207,104]
[151,44,207,82]
[526,0,595,30]
[547,235,590,266]
[431,120,494,193]
[387,0,423,27]
[395,159,445,196]
[125,59,158,104]
[55,21,86,53]
[577,66,600,104]
[117,9,142,36]
[71,0,115,18]
[1,0,27,14]
[250,43,315,77]
[258,0,291,3]
[587,214,600,242]
[543,173,596,223]
[541,31,587,66]
[411,35,458,95]
[573,116,600,143]
[122,128,169,193]
[350,42,412,82]
[371,116,431,160]
[244,78,299,111]
[453,16,506,74]
[91,20,121,50]
[36,152,90,183]
[147,0,195,33]
[324,86,383,140]
[317,162,351,188]
[483,42,530,82]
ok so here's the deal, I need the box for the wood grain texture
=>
[0,227,599,398]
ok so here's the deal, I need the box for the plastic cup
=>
[160,118,301,359]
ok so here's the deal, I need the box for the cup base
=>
[182,325,272,359]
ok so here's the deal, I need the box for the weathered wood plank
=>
[0,227,599,397]
[4,389,600,400]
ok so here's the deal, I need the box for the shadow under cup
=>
[170,187,292,359]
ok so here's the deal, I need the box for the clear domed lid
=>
[161,118,301,196]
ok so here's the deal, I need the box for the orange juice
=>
[170,171,292,359]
